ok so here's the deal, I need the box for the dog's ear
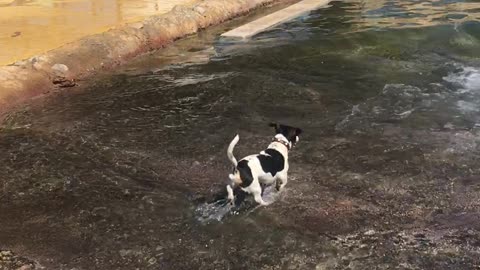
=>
[295,128,303,136]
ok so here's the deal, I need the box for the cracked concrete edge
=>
[0,0,281,116]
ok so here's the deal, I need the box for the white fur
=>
[226,134,291,206]
[227,134,239,167]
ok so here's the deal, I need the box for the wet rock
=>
[52,76,76,88]
[51,64,69,78]
[51,64,69,73]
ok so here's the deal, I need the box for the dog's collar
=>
[272,137,291,150]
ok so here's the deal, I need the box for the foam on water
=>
[443,65,480,93]
[443,65,480,117]
[335,84,429,131]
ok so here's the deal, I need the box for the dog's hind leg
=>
[226,185,234,204]
[233,187,247,206]
[226,172,241,205]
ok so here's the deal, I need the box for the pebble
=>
[52,63,69,73]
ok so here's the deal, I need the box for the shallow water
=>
[0,0,195,65]
[1,0,480,269]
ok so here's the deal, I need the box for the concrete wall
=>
[0,0,283,116]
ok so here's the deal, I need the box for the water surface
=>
[1,0,480,269]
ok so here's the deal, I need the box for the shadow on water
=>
[1,0,480,269]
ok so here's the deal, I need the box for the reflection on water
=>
[0,0,195,65]
[345,0,480,31]
[1,0,478,66]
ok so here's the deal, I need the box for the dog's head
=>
[269,122,302,147]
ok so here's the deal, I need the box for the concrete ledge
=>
[0,0,285,116]
[222,0,330,39]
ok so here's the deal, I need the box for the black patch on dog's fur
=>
[233,187,247,206]
[269,123,302,145]
[258,149,285,177]
[237,160,254,188]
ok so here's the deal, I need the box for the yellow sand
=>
[0,0,195,65]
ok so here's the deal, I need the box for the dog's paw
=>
[275,184,286,193]
[275,182,282,192]
[259,201,271,206]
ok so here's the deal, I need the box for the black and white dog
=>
[226,123,302,206]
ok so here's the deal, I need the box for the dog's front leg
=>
[251,182,268,206]
[275,172,288,192]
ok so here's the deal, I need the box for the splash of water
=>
[443,65,480,93]
[443,65,480,116]
[195,200,235,224]
[194,185,281,224]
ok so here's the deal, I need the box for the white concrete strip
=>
[221,0,331,39]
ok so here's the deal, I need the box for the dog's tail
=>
[227,134,239,167]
